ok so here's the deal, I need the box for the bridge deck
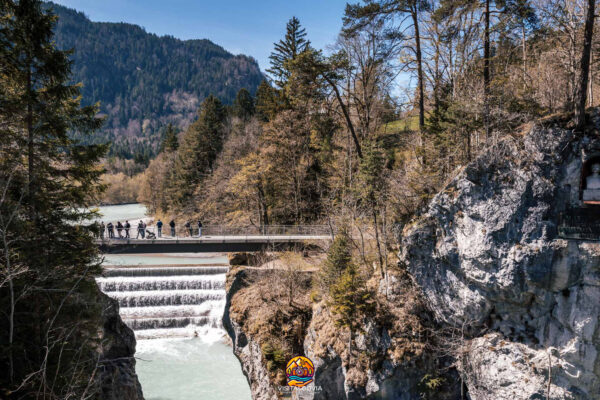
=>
[97,234,332,254]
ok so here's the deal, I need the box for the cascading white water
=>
[97,265,229,339]
[95,205,250,399]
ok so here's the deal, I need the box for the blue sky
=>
[52,0,350,72]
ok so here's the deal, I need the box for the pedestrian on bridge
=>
[169,219,176,237]
[107,222,114,238]
[124,221,131,238]
[136,220,145,239]
[116,221,123,238]
[157,219,163,237]
[185,220,193,237]
[100,221,105,239]
[197,220,203,237]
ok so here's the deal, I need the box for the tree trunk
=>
[575,0,596,131]
[4,234,15,383]
[412,8,425,137]
[257,183,269,232]
[27,65,34,217]
[433,21,441,114]
[348,328,353,365]
[483,0,491,142]
[371,205,384,279]
[522,24,527,81]
[466,128,472,162]
[589,51,594,107]
[324,75,363,158]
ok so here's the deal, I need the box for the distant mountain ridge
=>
[45,2,264,158]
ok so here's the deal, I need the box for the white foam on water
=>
[135,325,227,342]
[107,289,225,308]
[102,253,229,266]
[96,260,229,337]
[97,275,226,292]
[119,301,226,319]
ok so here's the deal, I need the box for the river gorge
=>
[95,204,251,400]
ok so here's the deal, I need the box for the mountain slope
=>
[46,2,264,158]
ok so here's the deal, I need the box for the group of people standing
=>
[155,219,203,237]
[99,220,150,239]
[98,219,203,239]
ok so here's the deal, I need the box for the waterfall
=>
[97,265,228,339]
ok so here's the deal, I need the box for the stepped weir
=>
[97,265,229,339]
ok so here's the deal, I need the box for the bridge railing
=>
[97,224,334,240]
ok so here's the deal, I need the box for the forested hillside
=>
[45,2,264,159]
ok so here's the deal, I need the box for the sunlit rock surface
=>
[401,114,600,399]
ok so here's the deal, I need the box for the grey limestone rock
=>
[401,116,600,399]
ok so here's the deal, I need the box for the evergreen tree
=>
[267,16,310,89]
[255,80,279,121]
[319,229,353,291]
[328,254,374,363]
[0,0,106,395]
[357,140,386,204]
[233,88,255,120]
[357,140,387,274]
[170,95,226,207]
[160,123,179,153]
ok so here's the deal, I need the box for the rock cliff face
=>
[223,269,280,400]
[225,115,600,400]
[400,116,600,399]
[96,290,144,399]
[224,265,457,399]
[303,301,441,400]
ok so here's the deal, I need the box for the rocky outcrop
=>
[303,269,464,400]
[225,266,459,400]
[401,115,600,399]
[223,268,280,400]
[96,290,144,399]
[304,303,438,400]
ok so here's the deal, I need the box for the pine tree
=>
[170,95,226,208]
[233,88,255,120]
[357,140,386,203]
[255,80,279,121]
[329,261,375,363]
[267,16,310,89]
[0,0,106,394]
[357,140,387,274]
[160,123,179,153]
[319,229,353,292]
